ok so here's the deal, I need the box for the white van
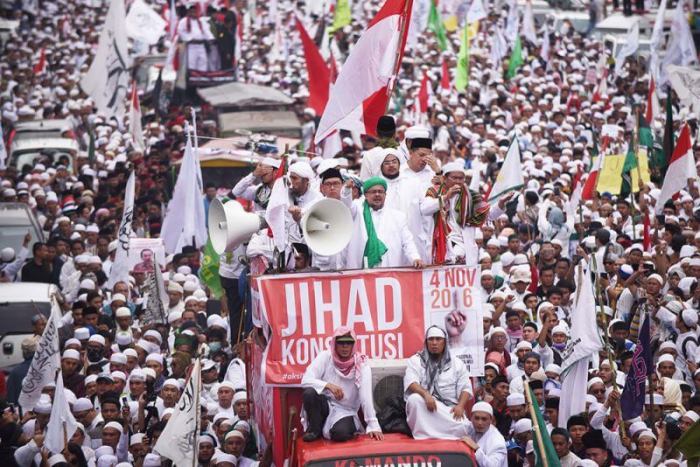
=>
[0,283,59,370]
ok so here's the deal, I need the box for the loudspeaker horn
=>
[208,198,266,254]
[301,198,353,256]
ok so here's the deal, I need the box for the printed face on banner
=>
[128,238,166,273]
[257,266,483,385]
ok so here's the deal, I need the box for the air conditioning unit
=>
[368,359,407,412]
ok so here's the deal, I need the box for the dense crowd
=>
[0,0,699,466]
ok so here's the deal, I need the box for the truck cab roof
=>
[296,433,476,467]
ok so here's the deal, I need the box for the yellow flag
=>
[595,151,651,195]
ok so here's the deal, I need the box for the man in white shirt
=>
[461,401,508,467]
[300,327,383,442]
[177,3,215,72]
[231,158,281,214]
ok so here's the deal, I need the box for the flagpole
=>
[523,377,549,467]
[384,0,413,113]
[591,256,627,439]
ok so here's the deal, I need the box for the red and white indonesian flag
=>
[646,77,660,123]
[314,0,414,144]
[655,123,695,214]
[581,154,603,201]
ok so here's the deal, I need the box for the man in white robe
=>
[177,4,215,72]
[300,327,383,442]
[461,401,509,467]
[404,326,473,440]
[231,157,281,215]
[394,126,440,263]
[344,177,423,270]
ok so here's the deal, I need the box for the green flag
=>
[527,385,561,467]
[428,0,448,51]
[638,114,654,149]
[455,23,470,92]
[329,0,351,34]
[199,237,223,299]
[506,36,523,80]
[620,145,638,196]
[675,420,700,461]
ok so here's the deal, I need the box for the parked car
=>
[12,119,75,141]
[0,202,45,258]
[0,283,58,370]
[9,137,79,173]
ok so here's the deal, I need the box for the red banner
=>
[257,266,483,385]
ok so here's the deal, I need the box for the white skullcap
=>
[233,391,247,403]
[629,420,648,437]
[683,410,700,423]
[62,349,80,360]
[471,401,493,416]
[168,311,182,323]
[130,433,145,445]
[224,430,246,440]
[103,421,123,433]
[115,307,131,318]
[163,378,181,390]
[143,454,161,467]
[657,354,675,366]
[88,334,105,346]
[216,453,238,464]
[507,393,526,406]
[425,326,447,339]
[73,398,93,412]
[513,418,533,434]
[515,341,533,351]
[442,161,465,174]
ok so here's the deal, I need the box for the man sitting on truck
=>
[404,326,473,439]
[300,326,383,442]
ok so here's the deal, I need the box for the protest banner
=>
[257,265,483,385]
[595,151,651,194]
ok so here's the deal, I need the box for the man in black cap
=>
[582,430,611,466]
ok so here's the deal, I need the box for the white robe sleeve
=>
[301,351,331,395]
[474,432,508,467]
[231,173,260,200]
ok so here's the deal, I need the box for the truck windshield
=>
[306,453,473,467]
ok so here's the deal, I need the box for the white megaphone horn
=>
[301,198,353,257]
[208,198,266,254]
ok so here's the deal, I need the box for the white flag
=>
[155,359,201,465]
[539,21,550,62]
[18,297,62,412]
[504,0,519,44]
[265,177,290,252]
[466,0,487,24]
[125,0,167,45]
[0,120,7,170]
[662,0,698,80]
[490,26,508,69]
[614,21,639,76]
[667,65,700,115]
[560,262,603,371]
[107,171,135,288]
[522,0,537,45]
[557,356,591,428]
[80,0,131,118]
[45,372,79,454]
[129,84,145,153]
[488,137,524,202]
[161,132,208,254]
[407,0,430,48]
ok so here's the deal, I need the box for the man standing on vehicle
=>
[300,326,383,442]
[404,326,473,439]
[20,242,55,284]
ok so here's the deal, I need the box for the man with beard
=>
[404,326,473,439]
